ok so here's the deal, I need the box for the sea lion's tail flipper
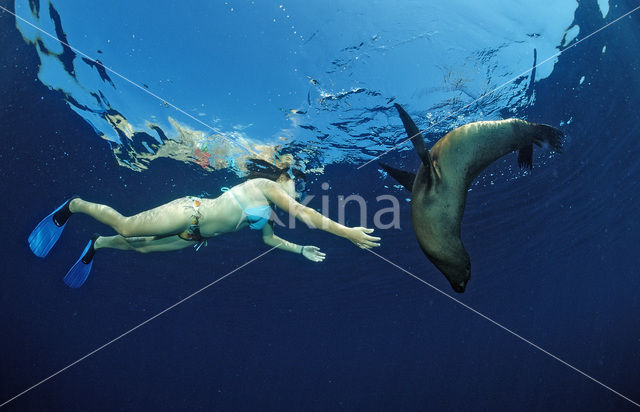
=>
[517,124,564,169]
[379,162,415,192]
[534,124,564,153]
[517,144,533,169]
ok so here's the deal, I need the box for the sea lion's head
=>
[425,248,471,293]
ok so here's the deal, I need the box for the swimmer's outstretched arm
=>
[261,222,326,262]
[263,181,381,249]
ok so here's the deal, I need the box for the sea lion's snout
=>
[455,264,471,293]
[450,278,468,293]
[425,250,471,293]
[444,261,470,293]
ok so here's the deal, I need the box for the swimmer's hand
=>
[302,245,326,262]
[347,227,381,249]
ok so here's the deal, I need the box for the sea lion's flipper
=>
[394,103,436,188]
[517,124,564,169]
[517,144,533,169]
[533,124,564,153]
[379,162,415,192]
[394,104,431,167]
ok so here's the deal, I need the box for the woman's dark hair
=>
[245,158,306,182]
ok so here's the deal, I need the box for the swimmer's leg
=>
[63,234,196,288]
[96,235,195,253]
[69,198,192,237]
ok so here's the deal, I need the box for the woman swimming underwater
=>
[28,158,381,288]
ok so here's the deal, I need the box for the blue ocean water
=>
[1,0,639,410]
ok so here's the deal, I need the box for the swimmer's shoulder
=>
[235,178,279,200]
[245,178,278,191]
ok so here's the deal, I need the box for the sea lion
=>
[381,104,563,293]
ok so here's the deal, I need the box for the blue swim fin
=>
[28,197,78,257]
[64,235,98,288]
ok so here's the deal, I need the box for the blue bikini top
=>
[221,187,272,230]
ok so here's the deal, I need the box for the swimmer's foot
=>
[63,234,99,288]
[28,196,80,257]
